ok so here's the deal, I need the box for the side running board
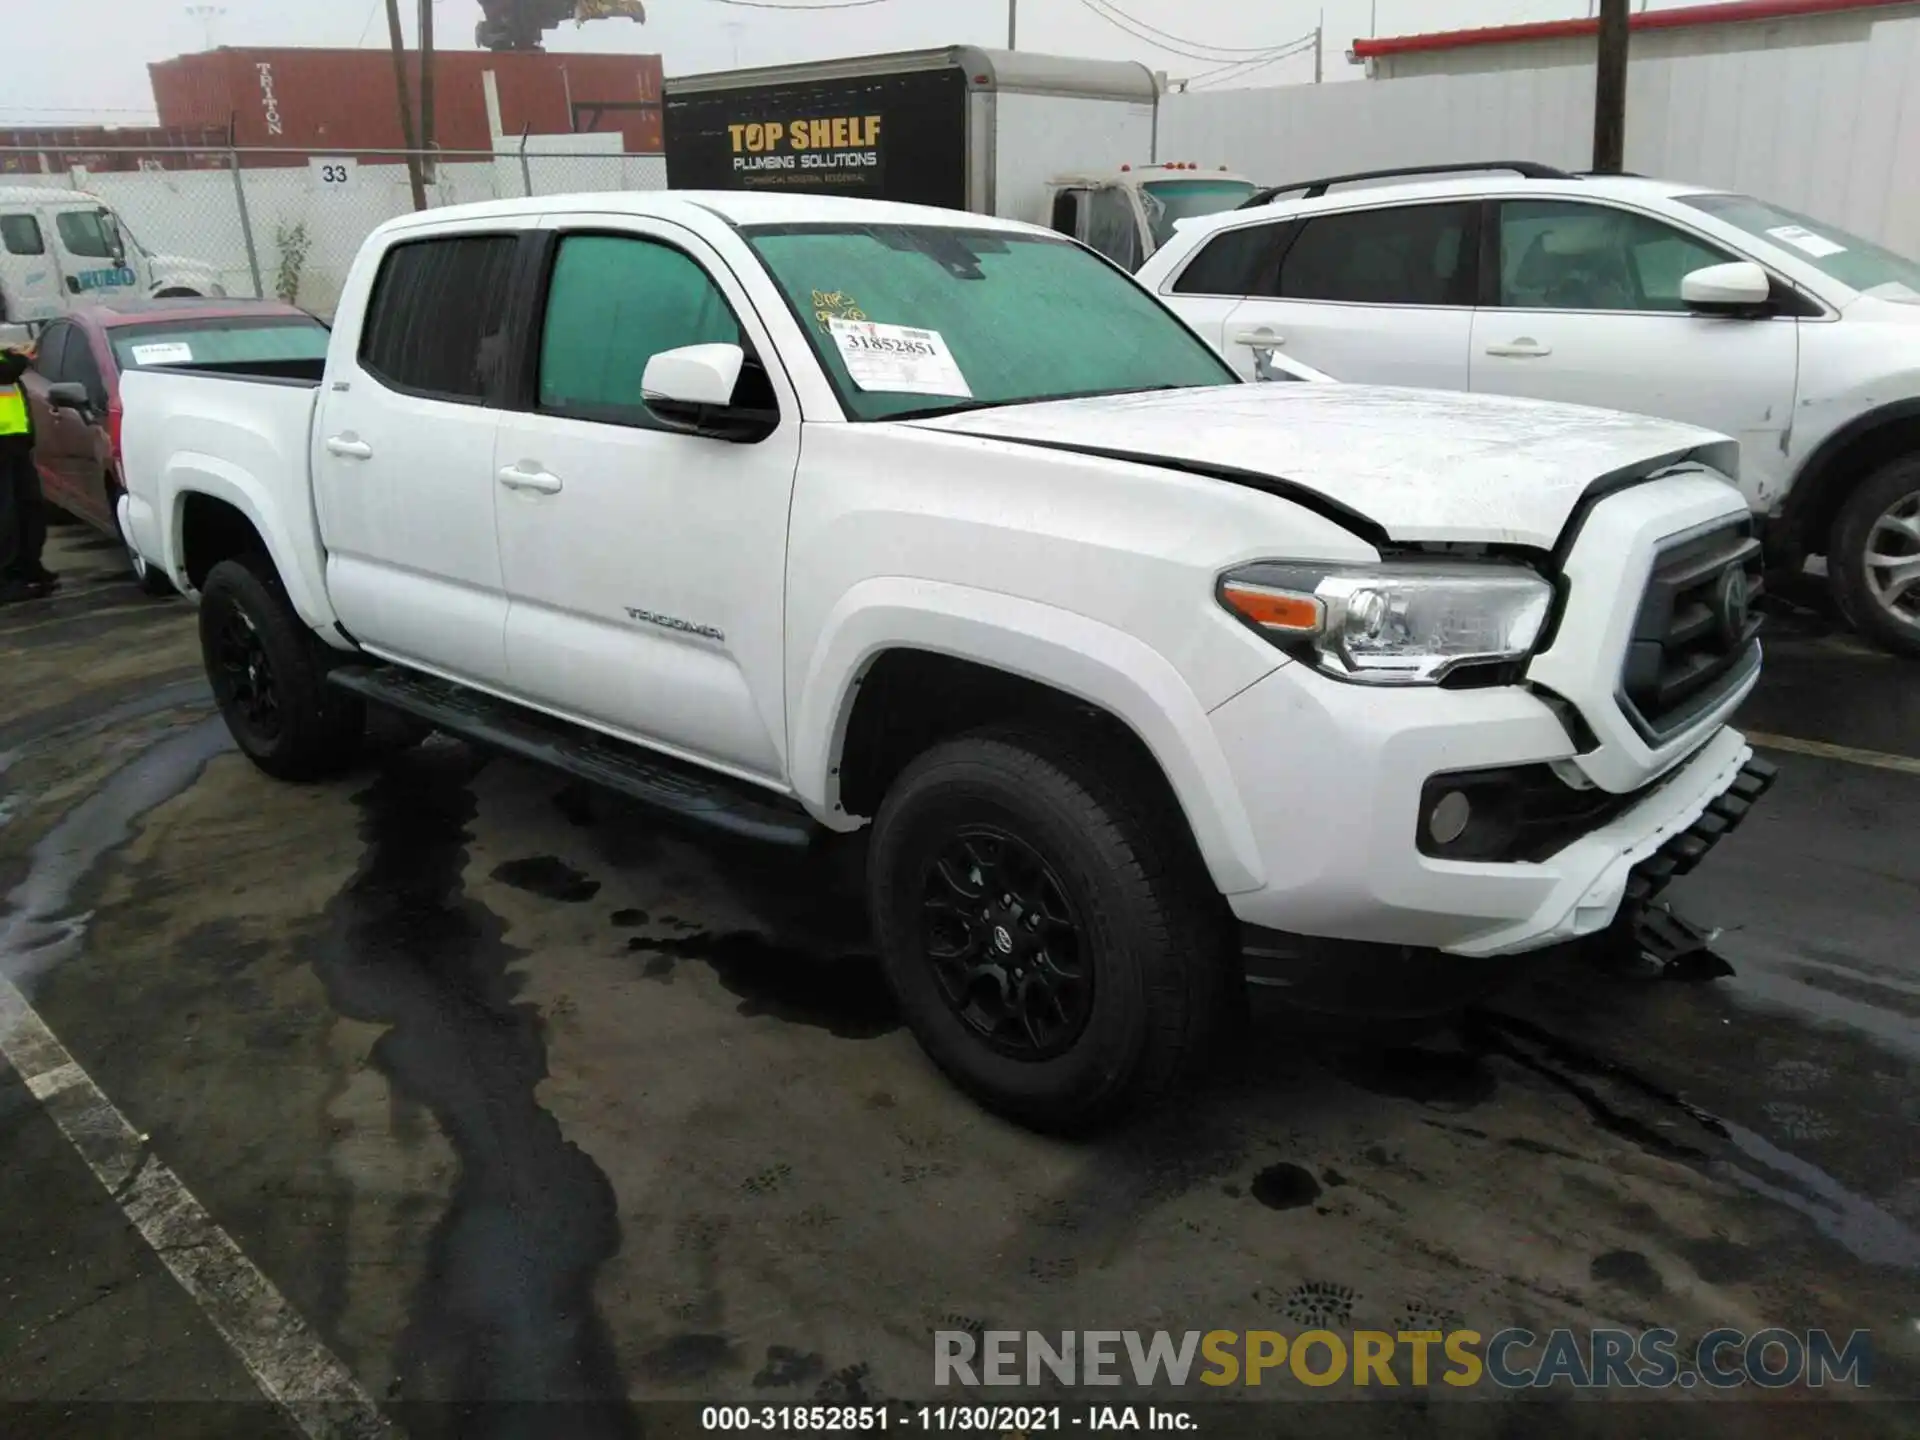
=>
[327,664,820,849]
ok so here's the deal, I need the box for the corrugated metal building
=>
[1352,0,1920,79]
[149,47,665,158]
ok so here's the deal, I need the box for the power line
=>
[1082,0,1314,58]
[1186,39,1318,89]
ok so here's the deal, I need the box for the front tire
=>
[199,557,363,780]
[868,723,1235,1133]
[1830,454,1920,657]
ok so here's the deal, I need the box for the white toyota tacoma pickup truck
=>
[118,191,1775,1129]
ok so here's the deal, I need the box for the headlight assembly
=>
[1219,561,1554,685]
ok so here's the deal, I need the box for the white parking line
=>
[1746,731,1920,777]
[0,975,395,1440]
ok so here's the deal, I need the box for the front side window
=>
[537,234,746,429]
[1500,200,1734,312]
[1,214,44,256]
[744,223,1237,423]
[30,321,73,383]
[1277,202,1474,307]
[55,210,116,259]
[1678,192,1920,298]
[1172,222,1285,296]
[1084,187,1143,272]
[358,235,517,402]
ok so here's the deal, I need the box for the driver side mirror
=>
[45,381,95,418]
[641,343,778,443]
[96,207,127,268]
[1681,260,1772,316]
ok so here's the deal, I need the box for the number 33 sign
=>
[309,157,357,190]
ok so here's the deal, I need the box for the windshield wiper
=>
[883,384,1185,425]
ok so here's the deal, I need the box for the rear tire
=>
[1830,454,1920,657]
[867,722,1235,1133]
[199,556,363,781]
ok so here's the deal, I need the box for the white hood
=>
[910,383,1738,548]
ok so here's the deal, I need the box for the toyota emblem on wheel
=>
[993,925,1014,955]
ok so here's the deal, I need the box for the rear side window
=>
[358,235,518,402]
[1277,202,1475,306]
[1172,223,1284,295]
[1,214,44,256]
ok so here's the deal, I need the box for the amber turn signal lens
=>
[1221,581,1324,634]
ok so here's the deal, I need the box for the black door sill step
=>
[328,664,819,848]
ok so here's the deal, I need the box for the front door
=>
[19,319,112,526]
[312,224,526,687]
[1220,199,1479,388]
[46,206,138,310]
[1,210,66,322]
[490,217,802,782]
[1471,199,1801,509]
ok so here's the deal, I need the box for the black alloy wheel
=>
[210,603,282,747]
[919,826,1092,1061]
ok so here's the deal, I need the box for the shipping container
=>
[0,125,232,173]
[149,47,663,160]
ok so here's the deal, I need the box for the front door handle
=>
[498,465,564,495]
[1485,338,1553,358]
[325,436,373,459]
[1230,326,1284,348]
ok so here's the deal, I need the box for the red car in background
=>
[23,298,329,592]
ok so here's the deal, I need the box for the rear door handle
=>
[498,465,564,495]
[325,436,373,459]
[1230,327,1284,347]
[1485,339,1552,358]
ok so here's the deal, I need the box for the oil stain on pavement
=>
[307,739,636,1439]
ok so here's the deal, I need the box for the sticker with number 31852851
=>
[827,318,972,398]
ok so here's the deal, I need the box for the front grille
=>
[1619,519,1764,744]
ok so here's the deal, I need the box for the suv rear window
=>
[1172,223,1283,296]
[1276,202,1475,306]
[358,235,518,402]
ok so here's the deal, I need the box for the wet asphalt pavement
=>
[0,524,1915,1439]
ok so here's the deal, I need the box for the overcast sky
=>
[9,0,1688,124]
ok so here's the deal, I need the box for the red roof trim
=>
[1353,0,1913,60]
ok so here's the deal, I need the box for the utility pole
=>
[1592,0,1630,173]
[385,0,428,210]
[418,0,437,184]
[1314,10,1324,83]
[1007,0,1016,50]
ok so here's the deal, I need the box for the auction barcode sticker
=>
[828,318,972,397]
[130,342,195,365]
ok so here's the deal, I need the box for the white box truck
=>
[661,46,1259,271]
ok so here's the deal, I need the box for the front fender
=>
[790,576,1270,896]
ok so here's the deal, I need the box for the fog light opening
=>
[1429,790,1473,847]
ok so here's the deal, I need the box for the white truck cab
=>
[1043,164,1260,272]
[0,186,225,325]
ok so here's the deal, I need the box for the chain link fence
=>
[1,145,668,321]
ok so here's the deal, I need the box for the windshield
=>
[742,223,1236,423]
[1679,193,1920,297]
[109,317,329,370]
[1140,179,1261,250]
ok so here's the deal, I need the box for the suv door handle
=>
[1485,339,1552,358]
[325,436,373,459]
[1230,326,1284,347]
[498,465,564,495]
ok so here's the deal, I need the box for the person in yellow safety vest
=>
[0,343,56,603]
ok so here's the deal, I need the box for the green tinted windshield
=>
[742,223,1236,422]
[1679,193,1920,296]
[1140,179,1260,249]
[110,318,329,370]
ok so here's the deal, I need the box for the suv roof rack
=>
[1237,161,1576,209]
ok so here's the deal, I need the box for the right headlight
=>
[1218,560,1555,686]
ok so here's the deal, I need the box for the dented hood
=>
[909,383,1738,549]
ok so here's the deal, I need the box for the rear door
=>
[1470,198,1800,505]
[1219,199,1479,388]
[0,208,65,322]
[312,223,528,687]
[1162,219,1292,371]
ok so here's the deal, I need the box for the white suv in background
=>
[1137,163,1920,656]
